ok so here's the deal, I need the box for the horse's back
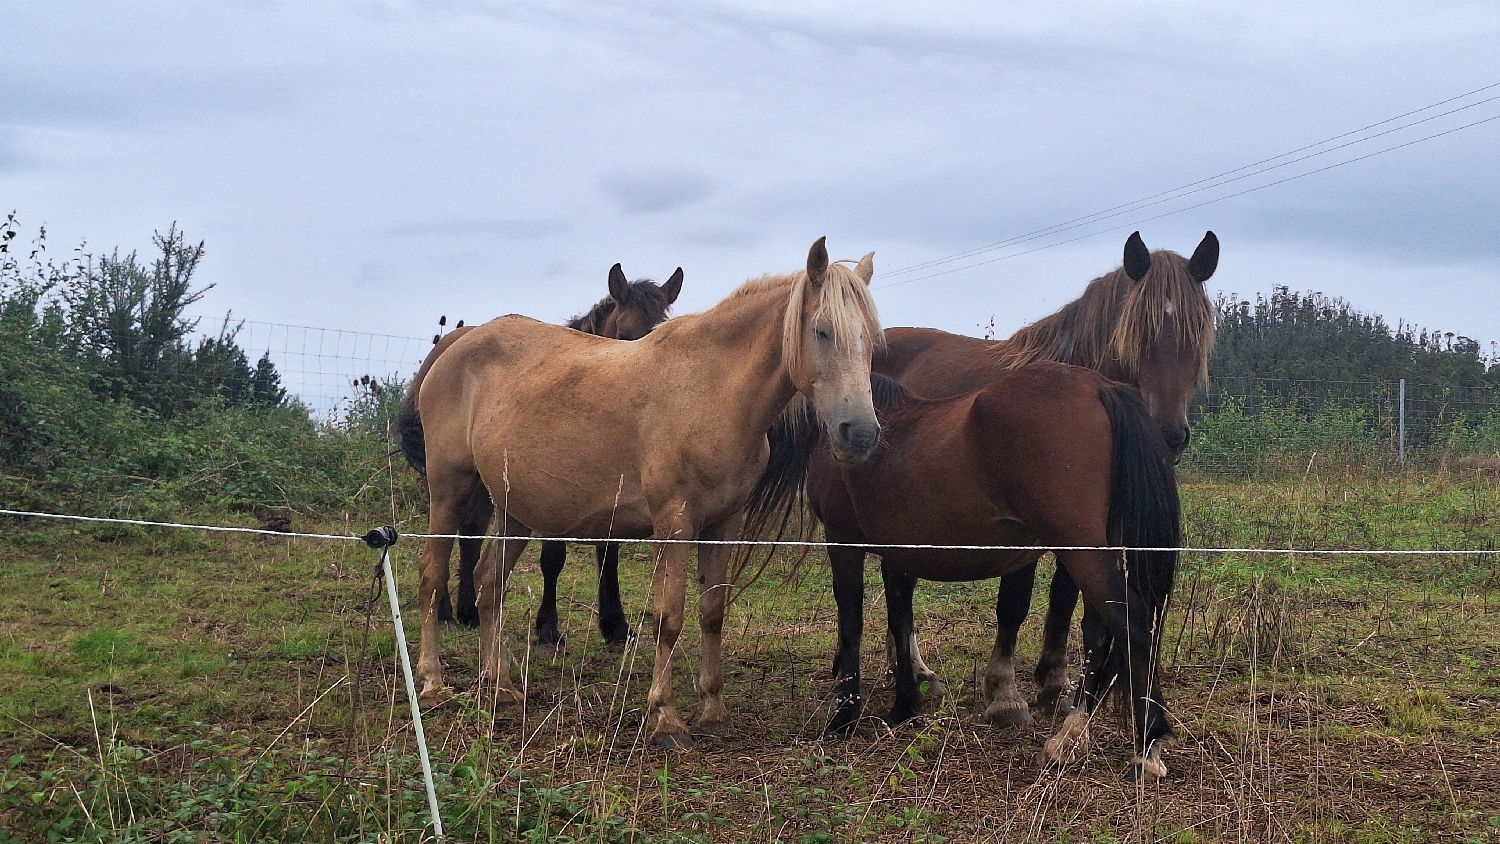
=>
[875,327,1005,398]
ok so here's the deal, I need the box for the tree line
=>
[1209,286,1498,388]
[0,214,395,520]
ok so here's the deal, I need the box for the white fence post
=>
[1398,378,1406,468]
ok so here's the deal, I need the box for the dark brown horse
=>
[798,364,1181,781]
[395,264,683,644]
[869,231,1216,723]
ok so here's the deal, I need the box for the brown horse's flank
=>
[805,364,1181,780]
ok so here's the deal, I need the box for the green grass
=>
[3,469,1500,841]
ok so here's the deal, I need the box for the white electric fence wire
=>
[3,509,1497,555]
[377,544,444,840]
[879,80,1500,282]
[875,111,1500,290]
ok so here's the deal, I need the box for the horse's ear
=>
[854,251,875,285]
[1123,231,1151,281]
[807,237,829,289]
[608,263,630,302]
[662,267,684,304]
[1189,231,1219,283]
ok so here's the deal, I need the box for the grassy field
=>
[3,467,1500,842]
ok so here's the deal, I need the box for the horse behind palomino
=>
[400,238,882,748]
[780,364,1181,780]
[862,231,1216,724]
[394,264,682,644]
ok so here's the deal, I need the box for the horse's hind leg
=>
[1044,599,1111,766]
[534,541,567,648]
[646,503,697,749]
[1034,562,1078,715]
[882,563,923,726]
[596,542,633,646]
[694,519,735,735]
[416,469,483,704]
[984,563,1036,728]
[475,514,529,706]
[454,488,492,629]
[884,627,945,697]
[825,542,867,736]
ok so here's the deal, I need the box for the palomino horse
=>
[402,238,882,747]
[870,231,1216,725]
[800,365,1181,780]
[395,264,683,647]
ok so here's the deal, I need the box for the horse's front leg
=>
[596,542,633,646]
[1034,562,1078,715]
[882,562,923,725]
[534,541,567,648]
[647,504,696,748]
[416,533,455,704]
[825,542,867,735]
[984,563,1036,727]
[475,515,529,707]
[454,487,493,630]
[694,517,737,734]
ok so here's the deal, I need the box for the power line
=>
[877,81,1500,287]
[875,109,1500,290]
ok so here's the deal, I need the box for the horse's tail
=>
[731,394,821,587]
[1099,384,1181,640]
[393,386,427,476]
[732,373,911,587]
[392,328,472,476]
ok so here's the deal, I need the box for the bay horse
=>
[801,364,1181,780]
[395,264,683,648]
[402,238,882,748]
[869,231,1216,725]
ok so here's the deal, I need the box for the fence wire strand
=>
[3,509,1495,556]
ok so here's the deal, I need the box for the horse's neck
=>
[992,296,1128,381]
[656,287,799,433]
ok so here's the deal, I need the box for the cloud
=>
[599,169,717,215]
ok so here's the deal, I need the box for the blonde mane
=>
[994,249,1214,385]
[781,261,883,373]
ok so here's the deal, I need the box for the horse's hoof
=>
[824,700,862,737]
[886,705,920,727]
[1034,687,1073,717]
[600,622,634,647]
[481,684,525,707]
[917,675,946,698]
[651,729,695,750]
[456,611,480,630]
[418,683,452,708]
[695,718,733,736]
[984,701,1035,728]
[534,627,566,650]
[1125,756,1167,782]
[1042,712,1090,764]
[435,596,456,624]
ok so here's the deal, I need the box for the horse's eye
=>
[814,328,832,342]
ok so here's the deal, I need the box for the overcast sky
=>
[4,1,1499,373]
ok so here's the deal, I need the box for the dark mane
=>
[993,249,1215,386]
[567,278,673,334]
[732,373,911,586]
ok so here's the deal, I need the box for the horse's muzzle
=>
[835,420,881,462]
[1163,423,1191,464]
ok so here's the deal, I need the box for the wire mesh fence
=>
[224,321,430,418]
[1186,376,1500,475]
[177,319,1500,472]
